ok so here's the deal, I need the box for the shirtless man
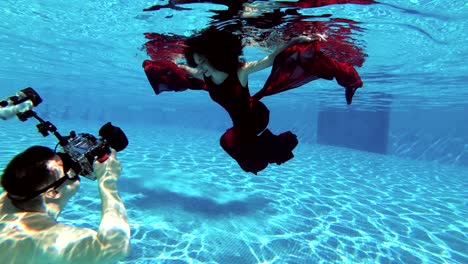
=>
[0,146,130,264]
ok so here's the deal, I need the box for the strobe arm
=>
[24,110,72,147]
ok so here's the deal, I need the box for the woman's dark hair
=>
[184,27,244,74]
[1,146,56,198]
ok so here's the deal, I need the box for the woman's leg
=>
[220,127,268,174]
[257,129,298,165]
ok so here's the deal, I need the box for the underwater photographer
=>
[0,87,131,264]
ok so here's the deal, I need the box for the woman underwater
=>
[143,28,363,174]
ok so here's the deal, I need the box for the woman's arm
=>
[178,64,204,80]
[143,60,207,93]
[238,34,327,86]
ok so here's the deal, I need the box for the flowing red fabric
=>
[143,60,207,94]
[252,41,362,101]
[143,41,362,100]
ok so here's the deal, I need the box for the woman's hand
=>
[311,33,327,42]
[289,33,327,45]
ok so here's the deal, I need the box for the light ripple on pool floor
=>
[1,122,467,264]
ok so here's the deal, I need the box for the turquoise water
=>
[1,1,467,264]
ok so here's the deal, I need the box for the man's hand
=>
[93,148,121,180]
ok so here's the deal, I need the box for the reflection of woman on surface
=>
[143,28,363,174]
[0,146,130,264]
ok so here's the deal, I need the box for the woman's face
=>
[193,53,217,77]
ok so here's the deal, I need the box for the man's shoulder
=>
[48,222,96,239]
[0,220,98,264]
[0,212,95,238]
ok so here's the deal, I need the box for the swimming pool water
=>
[1,121,466,263]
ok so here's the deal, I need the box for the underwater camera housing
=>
[5,87,128,180]
[56,123,128,180]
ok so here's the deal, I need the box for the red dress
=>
[142,41,362,173]
[205,73,298,174]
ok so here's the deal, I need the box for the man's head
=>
[1,146,80,210]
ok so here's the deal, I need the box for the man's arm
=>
[52,149,130,264]
[94,149,130,262]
